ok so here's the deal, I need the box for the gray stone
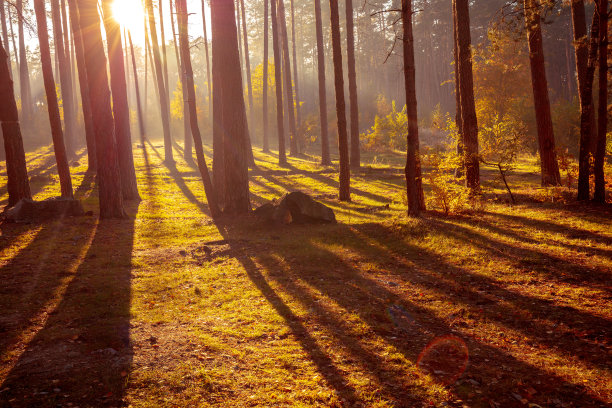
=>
[254,191,336,225]
[4,198,85,222]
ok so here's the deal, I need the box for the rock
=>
[4,198,85,222]
[254,191,336,225]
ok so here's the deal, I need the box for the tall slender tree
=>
[16,0,33,124]
[76,0,125,218]
[314,0,330,165]
[201,0,212,120]
[239,0,254,140]
[1,1,11,78]
[211,0,250,214]
[290,0,301,146]
[328,0,350,201]
[262,0,270,153]
[176,0,221,218]
[402,0,424,215]
[34,0,73,199]
[68,0,96,170]
[145,0,174,165]
[0,41,31,207]
[278,0,298,156]
[158,0,170,96]
[211,0,224,204]
[346,0,359,169]
[454,0,479,191]
[593,0,608,203]
[573,1,597,200]
[51,0,76,155]
[452,3,463,178]
[523,0,561,186]
[102,0,140,201]
[271,0,287,165]
[128,31,146,144]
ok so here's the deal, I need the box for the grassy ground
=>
[0,142,610,408]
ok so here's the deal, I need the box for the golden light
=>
[111,0,145,40]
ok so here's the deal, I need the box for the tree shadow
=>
[216,218,609,407]
[0,202,138,407]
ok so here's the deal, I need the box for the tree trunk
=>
[452,2,463,178]
[51,0,76,156]
[346,0,359,169]
[169,0,192,161]
[68,0,96,171]
[262,0,270,152]
[277,0,298,156]
[270,0,287,165]
[239,0,254,144]
[524,0,561,186]
[128,32,146,144]
[593,0,608,203]
[158,0,170,98]
[176,0,221,218]
[0,41,31,207]
[201,0,213,122]
[211,0,251,214]
[102,0,140,201]
[1,1,11,78]
[211,0,225,205]
[402,0,424,216]
[16,0,33,125]
[145,0,174,165]
[8,5,19,78]
[573,1,597,200]
[34,0,73,199]
[328,0,350,201]
[314,0,330,165]
[290,0,301,152]
[75,0,125,218]
[454,0,479,191]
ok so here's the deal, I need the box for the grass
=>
[0,140,610,408]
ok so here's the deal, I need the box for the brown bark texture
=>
[314,0,330,165]
[346,0,360,169]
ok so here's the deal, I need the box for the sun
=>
[111,0,145,39]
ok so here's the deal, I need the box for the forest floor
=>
[0,141,610,408]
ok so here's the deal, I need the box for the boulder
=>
[254,191,336,224]
[4,197,85,222]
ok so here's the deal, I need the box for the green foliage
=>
[361,97,407,152]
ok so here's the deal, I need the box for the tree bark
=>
[68,0,96,171]
[290,0,301,151]
[51,0,76,156]
[34,0,73,199]
[262,0,270,152]
[314,0,330,165]
[102,0,140,201]
[573,1,597,200]
[346,0,359,169]
[523,0,561,186]
[201,0,213,122]
[239,0,254,143]
[16,0,33,124]
[128,32,146,145]
[0,41,31,207]
[145,0,174,165]
[452,1,463,178]
[211,0,225,205]
[593,0,608,203]
[402,0,424,216]
[75,0,125,218]
[176,0,221,218]
[169,0,192,161]
[328,0,350,201]
[277,0,298,156]
[270,0,287,165]
[1,1,11,78]
[158,0,170,98]
[454,0,479,191]
[211,0,251,214]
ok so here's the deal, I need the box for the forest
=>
[0,0,610,407]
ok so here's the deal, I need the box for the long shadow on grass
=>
[221,220,608,407]
[0,203,138,407]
